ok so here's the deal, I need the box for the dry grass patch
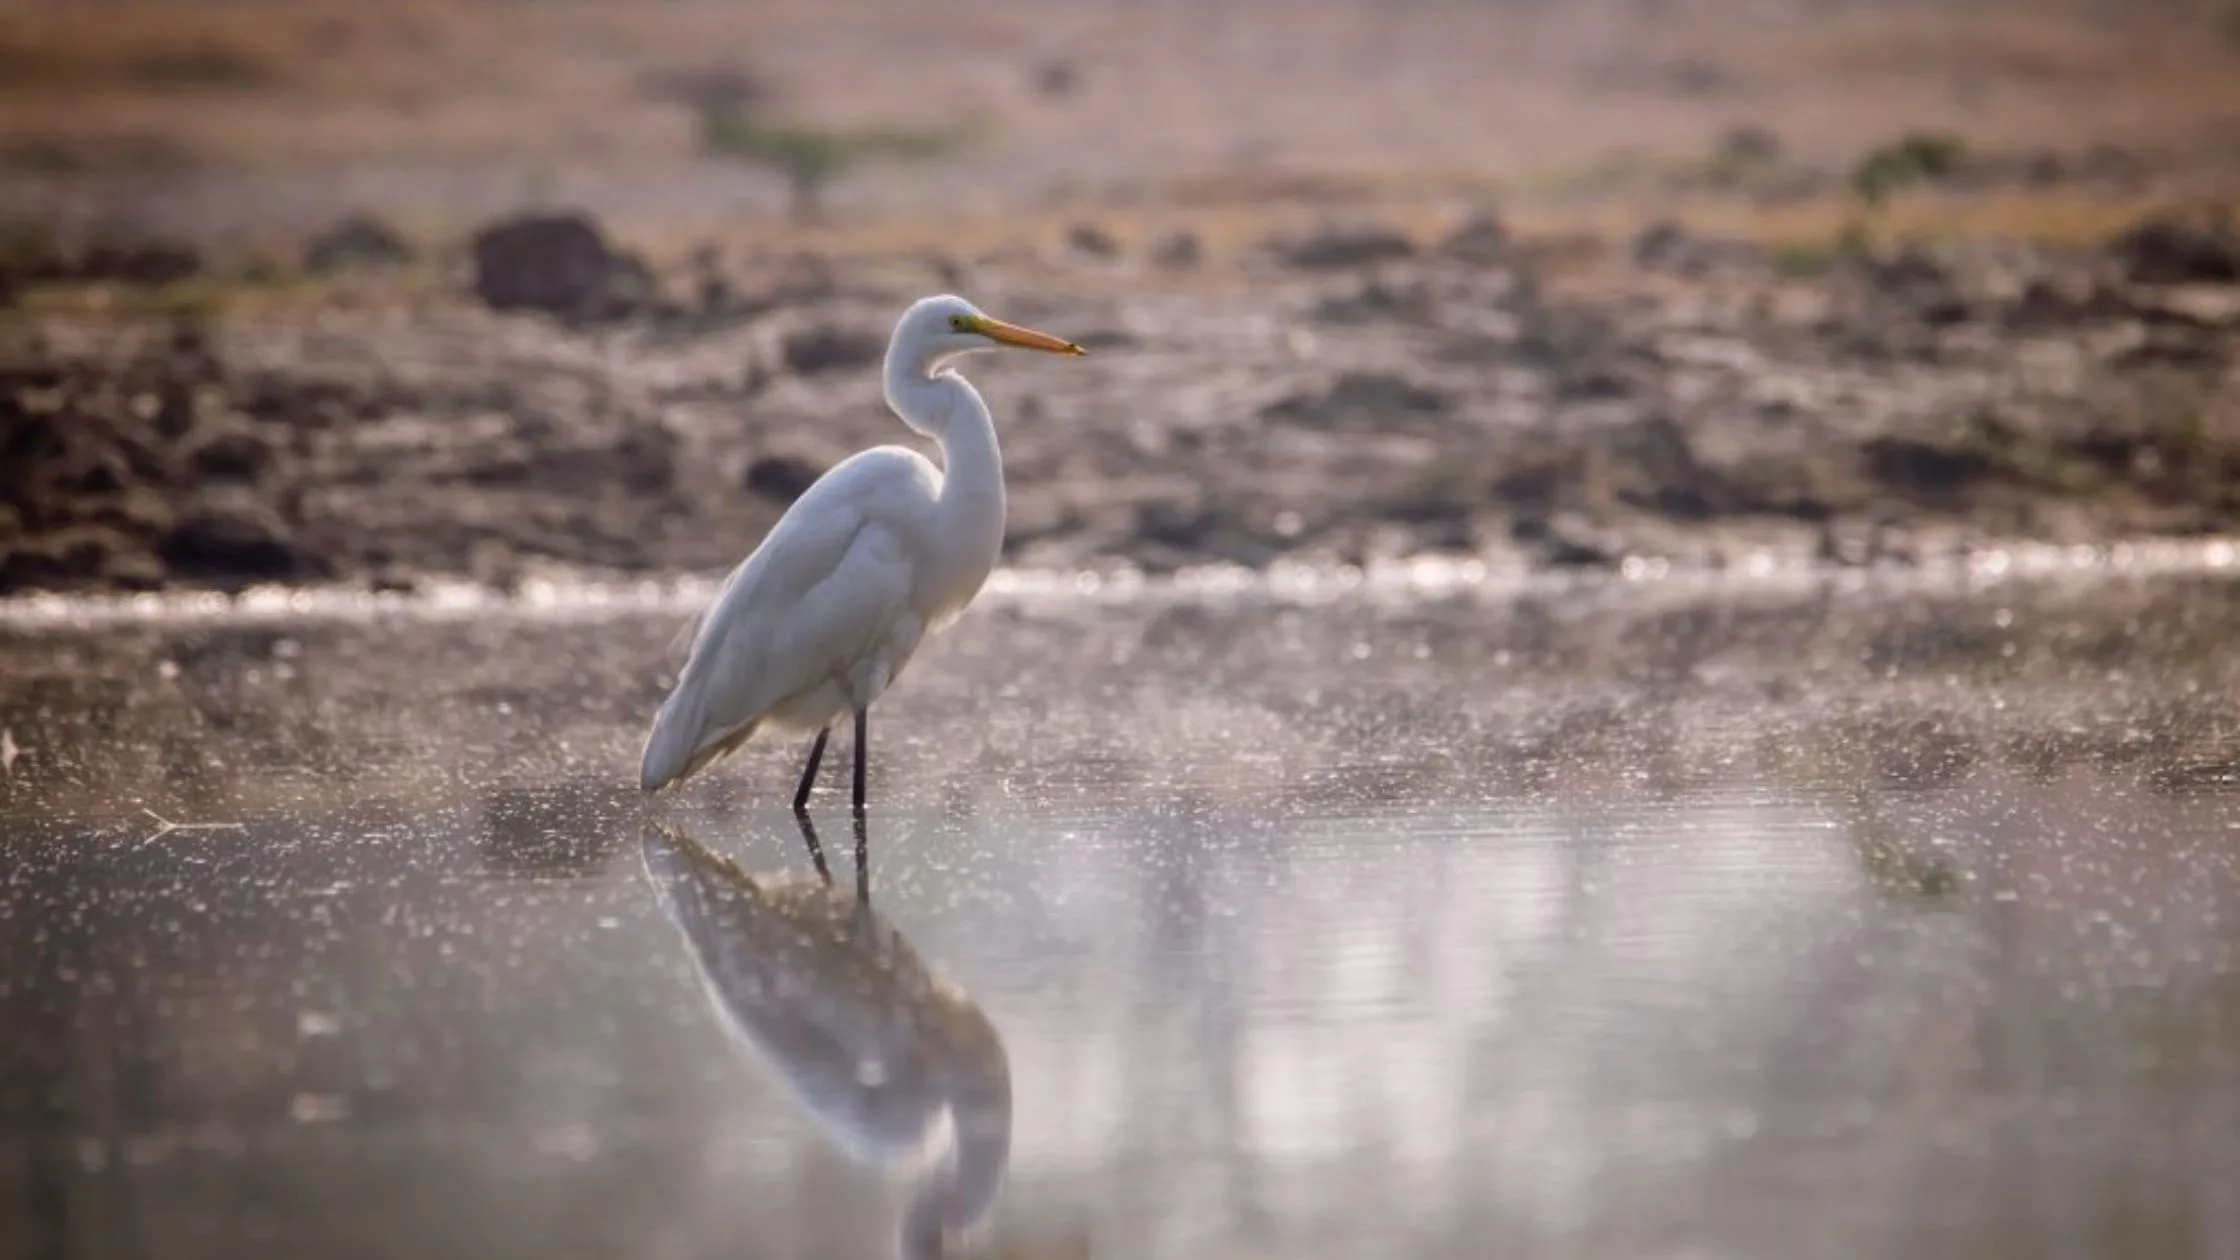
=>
[1738,190,2169,249]
[1792,9,2154,84]
[0,8,293,96]
[0,0,667,167]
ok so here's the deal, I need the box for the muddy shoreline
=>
[4,203,2238,597]
[5,0,2239,598]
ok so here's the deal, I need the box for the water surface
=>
[4,570,2239,1260]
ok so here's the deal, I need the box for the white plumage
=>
[640,294,1086,806]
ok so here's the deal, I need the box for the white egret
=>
[639,294,1086,810]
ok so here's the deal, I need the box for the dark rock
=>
[168,322,212,360]
[157,499,326,589]
[744,454,823,503]
[493,425,677,498]
[1556,363,1636,401]
[1378,483,1474,526]
[1632,220,1758,275]
[1633,220,1688,268]
[1717,125,1783,166]
[66,456,128,497]
[1328,371,1449,414]
[694,270,733,314]
[1528,516,1619,567]
[1273,223,1416,270]
[1513,303,1618,367]
[782,324,886,375]
[0,525,146,592]
[610,428,678,496]
[1067,223,1121,259]
[302,215,413,275]
[1129,498,1283,566]
[1491,458,1571,511]
[1135,498,1211,549]
[0,225,70,293]
[1439,212,1509,266]
[75,239,202,287]
[1263,371,1451,427]
[1414,515,1478,553]
[1313,279,1432,325]
[2109,211,2240,285]
[185,429,272,482]
[463,455,530,488]
[1150,232,1201,269]
[1863,438,1991,498]
[470,211,655,320]
[2109,325,2228,370]
[1869,244,1947,289]
[1917,294,1971,326]
[1864,245,1972,324]
[1033,59,1078,97]
[1608,415,1721,519]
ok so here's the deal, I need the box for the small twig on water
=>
[139,808,245,847]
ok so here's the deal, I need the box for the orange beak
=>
[969,314,1087,356]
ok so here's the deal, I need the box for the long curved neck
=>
[884,357,1006,574]
[932,372,1005,517]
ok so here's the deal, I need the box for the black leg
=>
[791,728,830,815]
[851,810,870,905]
[793,810,834,885]
[851,708,869,817]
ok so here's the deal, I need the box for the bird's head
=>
[893,294,1086,372]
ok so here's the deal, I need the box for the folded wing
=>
[640,451,934,791]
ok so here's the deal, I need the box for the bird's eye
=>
[948,315,970,332]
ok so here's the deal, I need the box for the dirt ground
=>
[3,0,2239,594]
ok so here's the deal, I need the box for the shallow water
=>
[4,569,2240,1260]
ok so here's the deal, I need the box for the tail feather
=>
[639,701,692,793]
[640,687,757,792]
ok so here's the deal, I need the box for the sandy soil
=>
[2,0,2238,593]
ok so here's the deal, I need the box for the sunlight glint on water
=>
[2,575,2238,1259]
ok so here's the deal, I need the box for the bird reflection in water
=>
[640,815,1012,1259]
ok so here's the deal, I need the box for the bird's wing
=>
[641,450,934,790]
[674,448,930,658]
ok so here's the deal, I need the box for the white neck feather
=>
[883,352,1007,605]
